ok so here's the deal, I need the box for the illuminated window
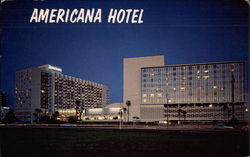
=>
[181,77,186,80]
[150,94,155,97]
[173,88,176,91]
[197,76,200,79]
[213,86,217,89]
[197,71,200,74]
[157,93,162,97]
[204,70,209,73]
[231,69,235,72]
[142,94,147,97]
[143,99,147,103]
[203,76,209,79]
[180,87,185,90]
[168,99,172,103]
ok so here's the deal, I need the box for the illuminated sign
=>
[47,65,62,72]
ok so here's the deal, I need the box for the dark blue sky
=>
[0,0,248,108]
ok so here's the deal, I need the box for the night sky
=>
[0,0,248,108]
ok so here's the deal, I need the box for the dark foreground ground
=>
[0,127,249,157]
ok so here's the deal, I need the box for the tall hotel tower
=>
[15,65,108,122]
[124,56,247,122]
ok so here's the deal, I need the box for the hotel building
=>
[0,91,9,107]
[124,56,247,122]
[15,65,108,122]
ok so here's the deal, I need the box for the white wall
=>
[123,56,164,121]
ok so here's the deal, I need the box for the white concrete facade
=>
[123,56,247,122]
[123,56,164,121]
[15,65,109,122]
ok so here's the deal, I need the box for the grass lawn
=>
[0,127,249,157]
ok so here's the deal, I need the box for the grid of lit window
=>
[54,73,108,110]
[141,62,245,104]
[15,70,33,111]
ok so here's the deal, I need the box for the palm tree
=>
[123,108,127,123]
[2,109,18,123]
[75,100,83,121]
[126,100,131,122]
